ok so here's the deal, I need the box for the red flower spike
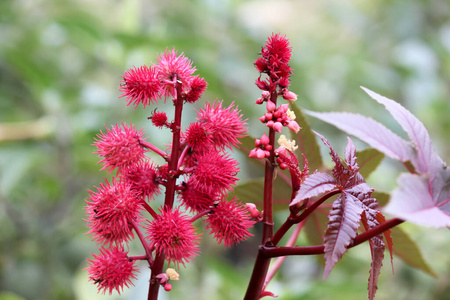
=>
[204,197,255,247]
[151,111,169,128]
[154,48,196,98]
[184,122,213,151]
[93,123,147,174]
[119,65,161,108]
[256,33,293,91]
[86,246,138,295]
[185,75,207,103]
[85,178,141,245]
[146,207,201,267]
[120,161,161,200]
[196,101,247,149]
[187,151,239,195]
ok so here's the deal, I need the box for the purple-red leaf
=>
[367,235,385,300]
[305,110,413,162]
[345,137,359,171]
[361,87,450,219]
[323,193,363,278]
[361,87,441,176]
[384,173,450,228]
[291,172,336,206]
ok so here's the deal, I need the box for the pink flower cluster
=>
[249,33,301,160]
[85,48,255,295]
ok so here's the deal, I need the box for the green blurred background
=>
[1,0,449,299]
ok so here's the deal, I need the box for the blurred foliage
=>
[0,0,449,300]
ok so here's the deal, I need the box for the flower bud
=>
[255,98,264,105]
[245,203,260,218]
[279,163,288,170]
[287,120,301,133]
[260,133,270,145]
[283,90,297,102]
[256,149,266,159]
[261,91,270,99]
[249,148,258,158]
[279,104,289,113]
[273,122,283,133]
[266,100,276,112]
[164,283,172,292]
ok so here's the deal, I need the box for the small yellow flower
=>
[286,109,296,120]
[166,268,180,281]
[277,135,298,151]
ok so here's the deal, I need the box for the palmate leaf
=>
[307,133,388,300]
[361,88,450,227]
[305,88,450,228]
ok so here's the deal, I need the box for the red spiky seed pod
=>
[120,161,161,200]
[196,101,247,149]
[151,111,169,128]
[146,207,201,267]
[93,123,147,174]
[154,48,196,98]
[119,65,161,108]
[204,197,254,247]
[85,178,141,245]
[86,246,138,295]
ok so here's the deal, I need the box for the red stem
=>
[262,90,278,244]
[148,80,184,300]
[129,255,148,261]
[263,221,305,291]
[139,140,168,159]
[271,189,340,246]
[245,91,278,300]
[262,217,404,258]
[190,209,211,223]
[141,200,158,219]
[131,221,154,266]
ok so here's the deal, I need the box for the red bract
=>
[196,101,247,149]
[119,65,161,108]
[147,207,200,267]
[155,48,196,98]
[204,197,254,247]
[187,151,239,195]
[120,161,161,200]
[185,75,207,103]
[93,123,147,174]
[86,246,138,295]
[85,178,141,245]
